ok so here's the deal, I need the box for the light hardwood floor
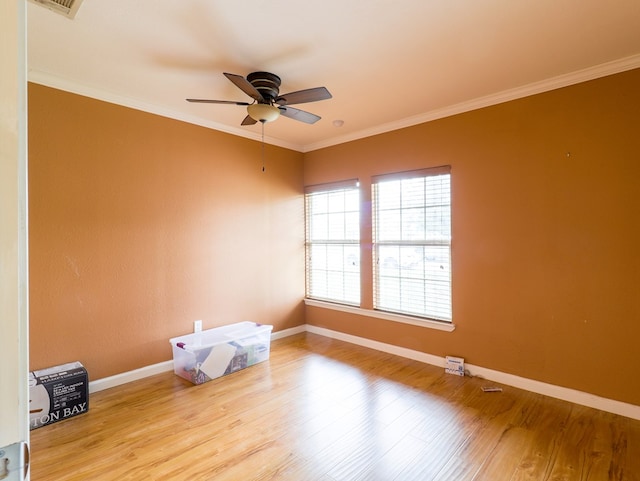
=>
[30,333,640,480]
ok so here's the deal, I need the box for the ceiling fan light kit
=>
[186,71,332,126]
[247,103,281,123]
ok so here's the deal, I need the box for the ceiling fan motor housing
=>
[186,70,329,125]
[247,71,281,102]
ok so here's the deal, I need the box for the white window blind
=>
[305,180,360,305]
[372,167,452,321]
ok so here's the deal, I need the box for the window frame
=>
[304,179,361,306]
[372,166,452,323]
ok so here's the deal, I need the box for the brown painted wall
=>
[304,68,640,406]
[28,83,305,380]
[29,69,640,406]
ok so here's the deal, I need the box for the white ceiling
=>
[27,0,640,152]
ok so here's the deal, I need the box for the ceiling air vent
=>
[29,0,85,19]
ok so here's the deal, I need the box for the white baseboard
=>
[306,324,446,367]
[88,326,307,393]
[89,360,174,394]
[89,323,640,420]
[306,325,640,421]
[271,325,306,340]
[464,363,640,421]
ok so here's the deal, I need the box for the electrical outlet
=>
[194,320,202,333]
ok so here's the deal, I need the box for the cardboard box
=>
[170,322,273,385]
[29,361,89,430]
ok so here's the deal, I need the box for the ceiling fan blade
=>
[278,106,321,124]
[241,115,258,126]
[275,86,332,106]
[224,72,264,102]
[186,98,251,105]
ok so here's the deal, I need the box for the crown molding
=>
[304,54,640,152]
[29,53,640,154]
[26,69,303,152]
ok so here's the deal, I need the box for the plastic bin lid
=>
[169,321,272,350]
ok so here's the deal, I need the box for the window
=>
[372,167,452,321]
[305,180,360,305]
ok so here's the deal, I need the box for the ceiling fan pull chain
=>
[261,121,266,173]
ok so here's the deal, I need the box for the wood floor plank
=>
[622,416,640,481]
[351,433,431,481]
[508,396,574,480]
[542,405,635,481]
[29,333,640,481]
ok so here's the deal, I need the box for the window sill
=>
[304,298,456,332]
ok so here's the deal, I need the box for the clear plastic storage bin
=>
[169,322,273,384]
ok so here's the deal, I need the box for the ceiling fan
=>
[186,71,332,126]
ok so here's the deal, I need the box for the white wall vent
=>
[29,0,85,19]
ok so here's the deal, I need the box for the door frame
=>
[0,0,30,473]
